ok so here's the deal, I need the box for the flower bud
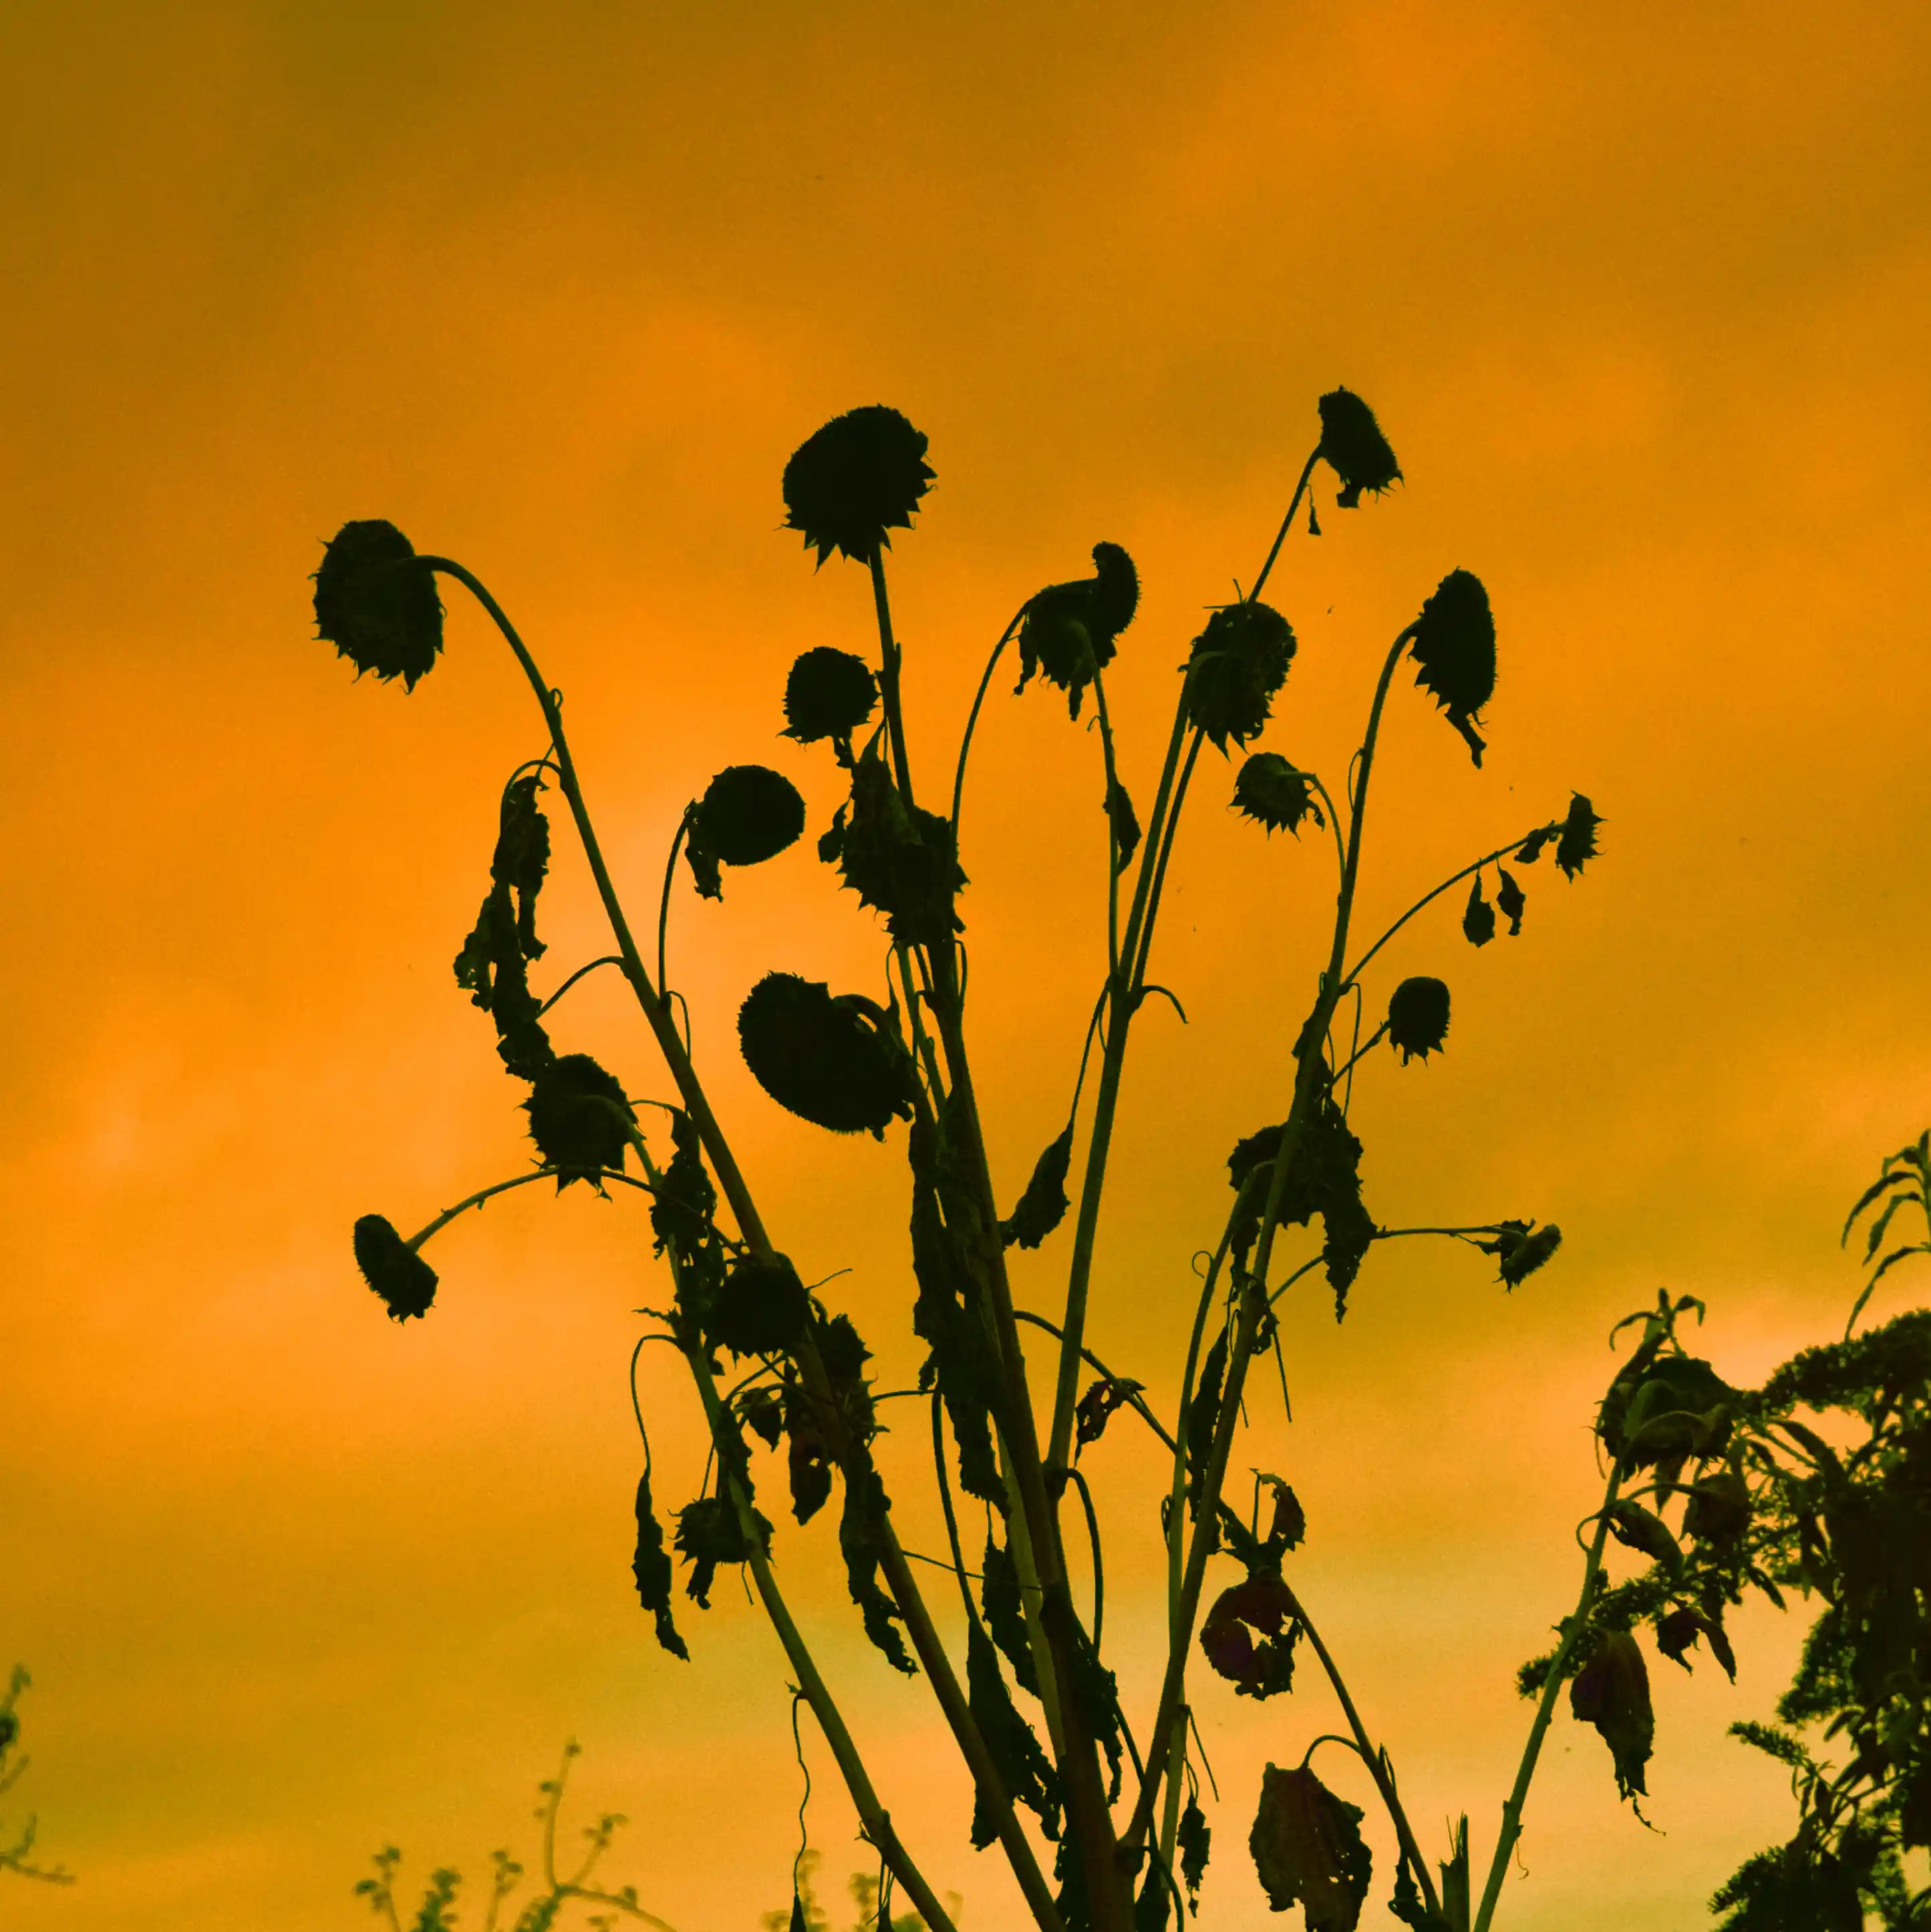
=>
[1316,388,1402,509]
[352,1213,438,1323]
[521,1052,636,1186]
[782,646,877,746]
[1184,601,1297,752]
[1233,752,1324,836]
[782,405,933,565]
[1387,976,1450,1063]
[313,519,443,690]
[738,972,915,1137]
[1406,568,1496,766]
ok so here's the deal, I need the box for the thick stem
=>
[424,561,772,1254]
[1470,1459,1624,1932]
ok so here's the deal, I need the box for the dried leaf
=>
[1250,1763,1372,1929]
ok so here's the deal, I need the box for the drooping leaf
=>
[1200,1574,1300,1699]
[1249,1762,1372,1929]
[1106,777,1142,873]
[782,406,933,565]
[1495,867,1525,935]
[1075,1375,1147,1451]
[1179,1792,1212,1909]
[1462,874,1495,948]
[981,1528,1041,1698]
[738,1384,785,1450]
[632,1466,688,1659]
[1604,1500,1681,1569]
[784,1388,833,1525]
[1569,1629,1654,1799]
[966,1621,1060,1846]
[1185,1331,1229,1511]
[839,1454,913,1674]
[1002,1125,1075,1250]
[353,1214,438,1323]
[1226,1100,1376,1312]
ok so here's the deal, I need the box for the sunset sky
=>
[5,3,1931,1928]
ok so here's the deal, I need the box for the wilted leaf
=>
[1002,1125,1075,1250]
[1250,1763,1372,1929]
[1495,867,1525,935]
[1462,874,1495,947]
[1570,1629,1654,1799]
[632,1466,688,1659]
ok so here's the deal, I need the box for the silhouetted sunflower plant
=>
[317,393,1926,1932]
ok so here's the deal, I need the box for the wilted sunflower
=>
[708,1252,810,1357]
[1387,976,1450,1063]
[1405,568,1496,766]
[685,765,806,899]
[353,1213,438,1322]
[522,1053,637,1185]
[1316,388,1402,508]
[313,519,444,690]
[782,406,934,565]
[782,647,877,748]
[1185,600,1297,752]
[1233,752,1324,836]
[738,972,915,1137]
[1556,793,1602,879]
[1012,541,1140,719]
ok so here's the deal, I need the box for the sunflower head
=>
[782,647,877,750]
[1232,752,1324,836]
[1316,388,1402,509]
[1406,568,1496,766]
[1387,976,1450,1064]
[782,406,933,565]
[352,1213,438,1322]
[684,765,806,902]
[1184,601,1297,752]
[313,519,443,690]
[738,972,915,1137]
[521,1053,636,1186]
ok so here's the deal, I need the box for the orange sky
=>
[5,3,1930,1928]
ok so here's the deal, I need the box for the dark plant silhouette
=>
[318,393,1925,1930]
[1,1667,73,1887]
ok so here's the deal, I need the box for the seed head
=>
[1013,542,1141,720]
[708,1252,810,1358]
[738,972,915,1137]
[353,1213,438,1323]
[521,1053,636,1186]
[313,519,443,690]
[1316,388,1402,509]
[782,406,933,565]
[1387,976,1450,1063]
[692,765,806,869]
[782,647,877,748]
[1406,569,1496,766]
[1184,601,1297,752]
[1232,752,1324,835]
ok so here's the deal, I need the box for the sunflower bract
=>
[313,519,444,690]
[1406,568,1496,767]
[521,1053,636,1186]
[1316,388,1402,509]
[1387,976,1450,1063]
[783,647,877,746]
[1185,601,1297,752]
[353,1213,438,1323]
[738,972,915,1137]
[782,406,934,565]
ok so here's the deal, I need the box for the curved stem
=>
[1246,446,1323,606]
[657,815,690,1006]
[1281,1578,1440,1921]
[1010,1308,1177,1454]
[405,1169,559,1249]
[536,954,627,1020]
[1340,824,1552,993]
[950,609,1026,847]
[1471,1454,1624,1932]
[1062,1462,1106,1649]
[423,560,770,1252]
[1328,1020,1390,1090]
